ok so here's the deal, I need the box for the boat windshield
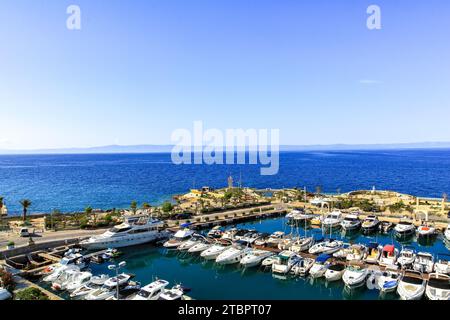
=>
[428,278,450,290]
[109,226,132,233]
[402,276,423,285]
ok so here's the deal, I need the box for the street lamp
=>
[108,261,127,300]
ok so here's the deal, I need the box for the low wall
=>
[0,238,81,259]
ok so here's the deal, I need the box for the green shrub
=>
[15,287,49,300]
[0,269,16,292]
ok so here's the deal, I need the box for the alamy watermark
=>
[367,5,382,30]
[171,122,280,176]
[67,5,81,30]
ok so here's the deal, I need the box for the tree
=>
[161,202,174,213]
[142,202,151,210]
[130,201,138,214]
[19,199,32,222]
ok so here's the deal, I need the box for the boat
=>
[377,269,401,293]
[59,253,89,270]
[271,251,301,275]
[163,228,195,249]
[200,239,232,260]
[308,239,343,255]
[413,252,435,273]
[361,215,380,234]
[397,270,426,300]
[417,223,437,238]
[253,233,271,246]
[207,226,223,239]
[177,234,203,251]
[265,231,286,248]
[309,254,332,278]
[342,265,369,288]
[397,246,416,269]
[292,210,315,224]
[232,229,250,241]
[445,225,450,242]
[363,242,383,264]
[289,237,314,253]
[425,273,450,300]
[340,214,361,231]
[239,230,262,244]
[379,221,395,234]
[310,215,322,226]
[291,257,315,277]
[240,250,275,268]
[187,237,212,254]
[85,273,132,300]
[321,211,343,229]
[80,215,169,249]
[70,275,109,299]
[394,218,416,238]
[378,244,399,267]
[324,263,346,282]
[66,271,93,292]
[345,244,367,262]
[130,279,169,300]
[434,254,450,275]
[215,241,252,265]
[221,228,238,241]
[159,284,187,300]
[261,255,279,270]
[52,268,85,291]
[277,235,297,251]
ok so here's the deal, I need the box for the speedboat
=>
[221,228,238,241]
[239,230,261,244]
[271,251,301,275]
[188,237,212,254]
[324,263,346,282]
[43,265,79,283]
[288,237,314,253]
[265,231,286,248]
[216,241,252,265]
[397,271,426,300]
[70,275,109,299]
[394,219,416,238]
[292,209,315,224]
[261,255,279,270]
[232,229,250,241]
[397,246,416,269]
[291,257,315,277]
[309,254,332,278]
[85,273,132,300]
[207,226,223,239]
[379,221,395,234]
[163,228,195,249]
[340,214,361,231]
[378,244,399,267]
[59,253,89,270]
[425,273,450,300]
[277,235,297,251]
[159,284,187,300]
[177,234,203,251]
[321,211,343,229]
[80,215,169,249]
[377,269,401,293]
[434,254,450,275]
[413,252,435,273]
[363,242,383,264]
[345,244,367,262]
[417,223,437,238]
[342,265,369,288]
[309,239,343,255]
[253,233,271,246]
[310,215,322,226]
[200,240,231,260]
[52,268,82,291]
[131,279,169,300]
[66,271,93,292]
[361,215,380,234]
[240,250,275,268]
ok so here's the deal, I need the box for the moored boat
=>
[425,273,450,300]
[413,252,435,274]
[361,215,380,234]
[397,270,426,300]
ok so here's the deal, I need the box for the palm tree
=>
[0,196,4,225]
[85,206,93,224]
[19,199,32,222]
[131,201,138,214]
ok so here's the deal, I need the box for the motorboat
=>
[265,231,286,248]
[397,271,426,300]
[445,225,450,242]
[240,250,275,268]
[363,242,383,264]
[277,235,297,251]
[321,211,343,229]
[43,265,79,283]
[215,241,252,265]
[207,226,223,239]
[292,210,315,224]
[52,268,84,291]
[159,284,187,300]
[309,254,332,278]
[131,279,169,300]
[289,237,314,253]
[379,221,395,234]
[377,269,401,293]
[85,273,132,300]
[434,254,450,275]
[345,244,367,262]
[177,234,203,251]
[310,215,322,226]
[340,214,361,231]
[200,240,231,260]
[291,257,315,277]
[378,244,399,267]
[361,215,380,234]
[271,251,301,275]
[425,273,450,300]
[308,239,343,255]
[397,246,416,269]
[232,229,250,241]
[163,228,195,249]
[59,253,89,270]
[239,230,261,244]
[80,215,169,249]
[187,237,212,254]
[324,263,346,282]
[253,233,271,246]
[66,271,93,292]
[394,219,416,238]
[413,252,435,273]
[221,228,238,241]
[261,255,279,270]
[333,243,351,260]
[416,223,437,238]
[70,275,109,299]
[342,265,369,288]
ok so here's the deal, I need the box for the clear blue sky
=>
[1,0,449,149]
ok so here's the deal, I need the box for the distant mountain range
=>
[1,142,450,154]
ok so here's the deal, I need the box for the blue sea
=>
[1,149,450,214]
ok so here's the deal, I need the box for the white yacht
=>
[413,252,435,273]
[361,215,380,233]
[417,223,437,238]
[324,263,346,282]
[378,244,399,267]
[397,271,426,300]
[81,215,169,249]
[394,219,416,238]
[66,271,93,292]
[221,228,238,241]
[200,240,231,260]
[216,241,252,265]
[70,275,109,299]
[309,254,332,278]
[265,231,286,248]
[188,237,212,254]
[159,284,186,300]
[163,228,195,249]
[321,211,343,229]
[397,246,416,269]
[340,214,361,231]
[271,251,301,275]
[52,268,82,291]
[131,279,169,300]
[207,226,223,239]
[85,273,131,300]
[177,234,203,251]
[342,265,369,288]
[425,273,450,300]
[308,239,343,255]
[291,257,315,277]
[434,254,450,275]
[240,250,274,268]
[289,237,314,253]
[377,269,401,293]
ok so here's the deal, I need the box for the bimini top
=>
[180,222,193,228]
[383,245,395,253]
[316,254,332,263]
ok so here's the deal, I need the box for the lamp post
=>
[108,261,126,300]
